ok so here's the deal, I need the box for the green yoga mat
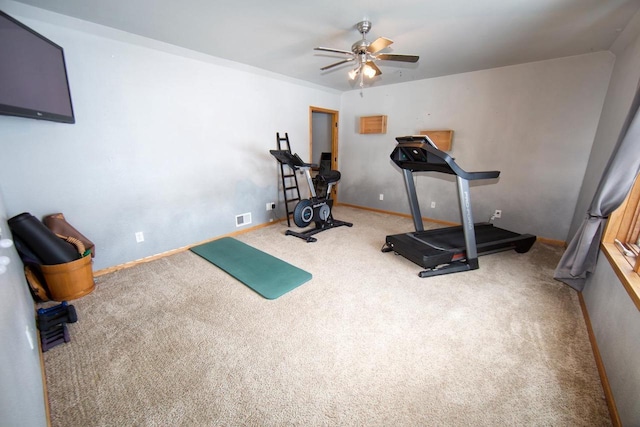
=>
[190,237,312,299]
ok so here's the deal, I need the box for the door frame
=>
[309,106,339,200]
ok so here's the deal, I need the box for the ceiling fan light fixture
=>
[315,20,419,87]
[363,64,377,78]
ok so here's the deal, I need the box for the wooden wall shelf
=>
[360,115,387,134]
[420,130,453,151]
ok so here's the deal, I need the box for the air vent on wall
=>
[235,213,252,227]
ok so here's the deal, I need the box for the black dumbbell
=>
[41,323,70,352]
[37,301,78,331]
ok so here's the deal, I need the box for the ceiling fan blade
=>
[376,53,419,63]
[366,61,382,76]
[320,58,354,71]
[367,37,393,54]
[314,47,354,55]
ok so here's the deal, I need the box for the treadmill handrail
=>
[391,136,500,181]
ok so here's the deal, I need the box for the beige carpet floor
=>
[42,206,610,426]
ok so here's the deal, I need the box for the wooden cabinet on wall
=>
[420,130,453,151]
[359,115,387,134]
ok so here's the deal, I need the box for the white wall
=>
[580,9,640,426]
[0,188,48,427]
[0,3,341,271]
[338,53,614,242]
[584,257,640,424]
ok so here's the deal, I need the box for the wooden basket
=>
[41,256,95,301]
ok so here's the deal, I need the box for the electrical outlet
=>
[266,202,276,211]
[135,231,144,243]
[494,209,502,218]
[379,194,384,201]
[431,201,436,208]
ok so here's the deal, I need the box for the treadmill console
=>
[391,135,453,175]
[396,135,439,148]
[390,135,500,180]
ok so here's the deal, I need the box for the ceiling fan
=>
[314,20,419,86]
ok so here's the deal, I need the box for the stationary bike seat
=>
[317,170,341,184]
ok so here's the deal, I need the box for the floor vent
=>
[235,212,252,227]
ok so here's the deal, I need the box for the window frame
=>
[602,174,640,310]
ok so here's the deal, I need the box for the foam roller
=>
[8,213,78,265]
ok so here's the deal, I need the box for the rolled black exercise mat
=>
[8,213,78,265]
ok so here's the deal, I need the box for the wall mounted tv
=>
[0,10,75,124]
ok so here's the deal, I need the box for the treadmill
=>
[382,135,536,277]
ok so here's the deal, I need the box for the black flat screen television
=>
[0,10,75,124]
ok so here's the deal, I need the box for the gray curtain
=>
[554,84,640,291]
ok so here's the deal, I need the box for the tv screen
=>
[0,10,75,124]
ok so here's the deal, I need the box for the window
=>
[602,173,640,309]
[604,174,640,270]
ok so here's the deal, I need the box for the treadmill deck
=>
[385,223,536,269]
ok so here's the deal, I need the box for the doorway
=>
[309,106,339,200]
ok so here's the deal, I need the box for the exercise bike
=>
[269,150,352,242]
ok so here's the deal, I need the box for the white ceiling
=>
[11,0,640,92]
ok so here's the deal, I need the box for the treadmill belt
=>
[412,223,522,251]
